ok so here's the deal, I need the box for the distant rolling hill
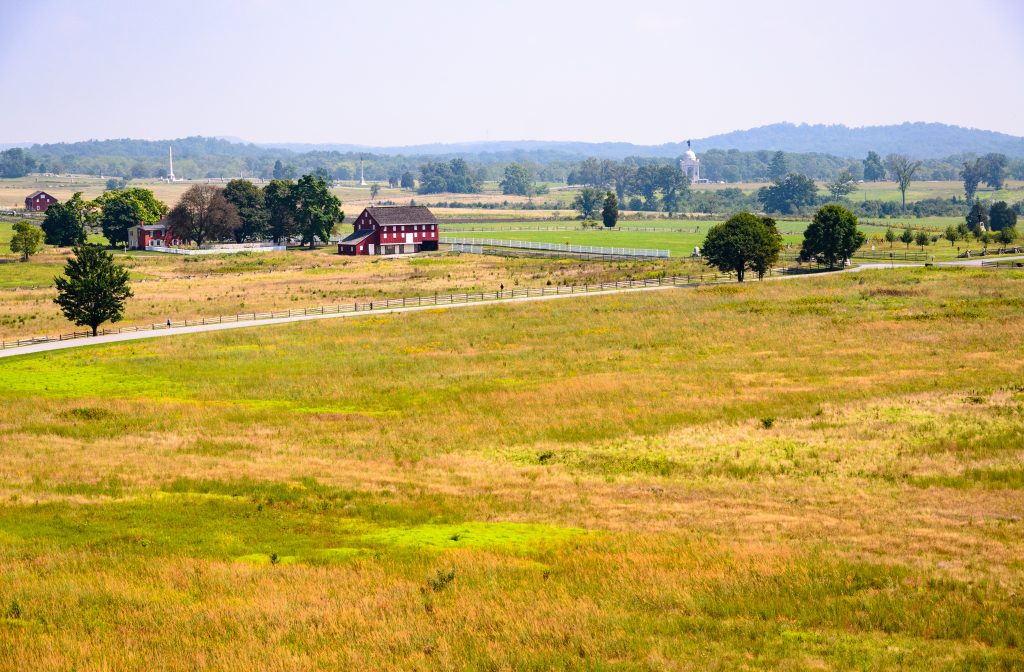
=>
[261,123,1024,160]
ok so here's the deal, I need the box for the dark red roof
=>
[364,206,437,226]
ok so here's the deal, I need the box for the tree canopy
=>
[572,187,604,220]
[702,212,783,282]
[10,222,44,261]
[94,188,166,246]
[757,173,818,214]
[292,175,343,247]
[223,179,268,242]
[885,154,922,212]
[989,201,1017,232]
[863,151,885,181]
[767,151,789,183]
[500,163,533,196]
[799,205,865,268]
[601,191,619,228]
[41,192,91,247]
[167,185,241,247]
[53,244,133,336]
[0,148,35,178]
[826,171,857,201]
[418,159,482,194]
[966,201,989,233]
[264,179,297,243]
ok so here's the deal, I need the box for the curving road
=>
[2,255,1020,360]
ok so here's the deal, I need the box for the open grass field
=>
[447,219,993,262]
[0,232,705,340]
[1,266,1023,669]
[0,210,1010,340]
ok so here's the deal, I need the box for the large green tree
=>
[53,245,133,336]
[601,191,619,228]
[757,173,818,214]
[966,200,989,233]
[863,151,885,181]
[10,222,44,261]
[885,154,922,213]
[989,201,1017,232]
[292,175,343,247]
[500,163,533,196]
[826,171,857,201]
[224,179,268,242]
[799,205,866,268]
[263,179,297,244]
[978,153,1009,190]
[767,151,788,183]
[572,187,604,220]
[41,192,91,246]
[166,185,241,247]
[94,188,166,246]
[702,212,783,282]
[961,160,983,201]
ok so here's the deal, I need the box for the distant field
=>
[1,267,1023,669]
[4,174,1021,215]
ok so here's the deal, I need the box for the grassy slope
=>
[1,267,1023,669]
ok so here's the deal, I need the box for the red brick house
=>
[338,206,439,256]
[127,218,178,249]
[25,191,58,213]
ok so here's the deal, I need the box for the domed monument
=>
[679,140,707,183]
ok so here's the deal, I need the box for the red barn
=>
[338,206,439,256]
[25,191,58,213]
[127,218,177,249]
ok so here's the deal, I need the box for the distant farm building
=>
[25,191,58,213]
[128,218,179,250]
[338,206,439,256]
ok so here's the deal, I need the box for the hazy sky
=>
[1,0,1022,146]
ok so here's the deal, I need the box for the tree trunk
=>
[91,324,98,336]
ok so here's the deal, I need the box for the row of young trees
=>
[38,176,343,250]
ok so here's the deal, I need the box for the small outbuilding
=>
[338,206,439,256]
[25,191,58,213]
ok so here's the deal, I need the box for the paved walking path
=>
[2,255,1021,360]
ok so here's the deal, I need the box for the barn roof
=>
[340,229,375,244]
[26,191,54,199]
[364,206,437,226]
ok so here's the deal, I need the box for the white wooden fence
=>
[441,237,670,258]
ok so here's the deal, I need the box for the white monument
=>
[679,140,707,183]
[166,146,179,182]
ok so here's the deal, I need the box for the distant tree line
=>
[10,136,1024,186]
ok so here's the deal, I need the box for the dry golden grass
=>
[0,246,702,340]
[1,267,1023,669]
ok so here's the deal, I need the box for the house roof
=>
[339,229,375,245]
[364,206,437,226]
[26,191,54,200]
[129,223,167,232]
